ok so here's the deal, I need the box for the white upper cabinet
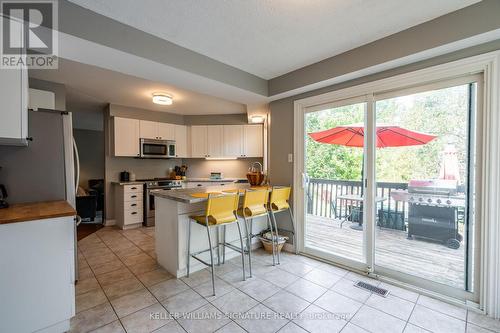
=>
[0,53,28,146]
[139,120,158,139]
[190,125,208,158]
[190,124,263,158]
[157,123,175,140]
[223,125,244,157]
[174,124,188,158]
[207,125,223,157]
[140,120,174,140]
[114,117,140,157]
[243,125,263,157]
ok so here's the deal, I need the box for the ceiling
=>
[68,0,479,79]
[29,59,247,115]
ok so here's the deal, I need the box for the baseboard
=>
[103,219,116,227]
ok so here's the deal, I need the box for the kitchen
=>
[0,56,269,333]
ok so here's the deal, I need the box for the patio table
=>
[336,194,386,230]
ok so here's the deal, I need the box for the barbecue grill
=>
[391,179,465,249]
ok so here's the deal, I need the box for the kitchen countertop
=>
[152,183,254,204]
[184,178,247,183]
[0,200,76,225]
[112,181,146,186]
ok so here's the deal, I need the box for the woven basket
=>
[261,239,285,254]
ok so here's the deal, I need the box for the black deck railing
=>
[306,178,409,221]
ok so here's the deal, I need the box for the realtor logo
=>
[1,0,58,68]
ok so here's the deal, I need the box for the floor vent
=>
[354,281,389,297]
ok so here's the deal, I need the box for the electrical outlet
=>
[288,153,293,163]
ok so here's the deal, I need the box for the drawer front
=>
[124,201,142,210]
[123,209,143,225]
[124,192,143,202]
[124,185,143,194]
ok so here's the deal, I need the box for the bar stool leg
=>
[206,224,216,296]
[236,221,246,281]
[216,227,221,266]
[266,213,276,266]
[288,208,298,255]
[243,217,252,277]
[186,219,192,277]
[222,225,226,264]
[270,210,281,265]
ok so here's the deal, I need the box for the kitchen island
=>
[152,183,269,277]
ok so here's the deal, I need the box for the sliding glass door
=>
[373,77,481,298]
[303,97,369,270]
[300,75,482,301]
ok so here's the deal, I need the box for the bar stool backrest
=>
[205,193,239,224]
[270,186,291,211]
[242,189,268,217]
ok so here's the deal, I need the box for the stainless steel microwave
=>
[140,138,176,158]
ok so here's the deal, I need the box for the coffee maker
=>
[0,184,7,209]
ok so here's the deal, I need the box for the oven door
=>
[140,139,168,158]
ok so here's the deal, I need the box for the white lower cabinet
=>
[0,216,75,333]
[115,184,143,229]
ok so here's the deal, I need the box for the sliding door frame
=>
[293,51,500,312]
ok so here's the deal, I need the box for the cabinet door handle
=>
[131,187,137,190]
[131,212,137,215]
[131,195,137,198]
[131,203,137,207]
[197,184,202,187]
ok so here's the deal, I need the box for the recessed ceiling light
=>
[250,115,264,123]
[152,92,173,105]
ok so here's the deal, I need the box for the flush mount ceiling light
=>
[152,93,173,105]
[250,115,264,123]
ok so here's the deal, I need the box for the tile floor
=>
[72,226,500,333]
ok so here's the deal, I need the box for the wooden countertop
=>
[0,200,76,225]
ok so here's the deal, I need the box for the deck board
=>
[305,214,465,288]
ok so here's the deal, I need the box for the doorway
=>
[297,74,482,302]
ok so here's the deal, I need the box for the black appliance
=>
[120,171,130,182]
[405,179,463,249]
[407,205,460,248]
[0,184,8,208]
[141,178,182,226]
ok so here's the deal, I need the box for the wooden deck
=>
[305,214,465,289]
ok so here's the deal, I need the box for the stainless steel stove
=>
[139,178,182,226]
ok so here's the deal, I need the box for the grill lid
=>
[408,179,457,195]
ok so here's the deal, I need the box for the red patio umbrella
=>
[308,123,437,229]
[308,123,437,148]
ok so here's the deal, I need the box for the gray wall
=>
[184,114,248,125]
[73,129,104,188]
[29,78,66,111]
[268,0,500,95]
[109,104,185,124]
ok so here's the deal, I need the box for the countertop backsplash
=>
[183,158,263,179]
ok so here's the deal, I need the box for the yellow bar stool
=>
[186,193,246,296]
[233,189,277,277]
[268,186,297,265]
